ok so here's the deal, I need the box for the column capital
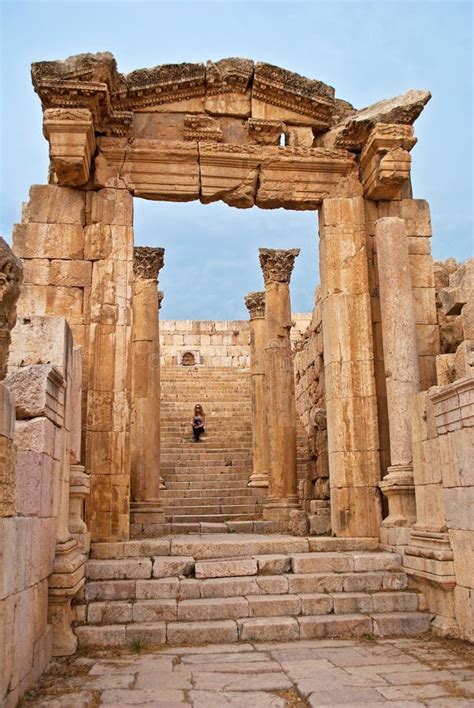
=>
[244,291,265,319]
[157,290,164,309]
[133,247,165,281]
[259,248,300,285]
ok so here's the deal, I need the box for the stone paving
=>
[21,636,474,707]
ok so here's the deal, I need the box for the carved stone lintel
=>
[157,290,164,309]
[244,291,265,319]
[43,107,96,186]
[0,238,23,381]
[247,118,284,145]
[360,123,416,200]
[133,247,165,280]
[259,248,300,285]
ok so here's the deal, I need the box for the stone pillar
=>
[375,217,418,535]
[320,196,382,537]
[130,247,165,527]
[158,290,166,491]
[244,291,269,488]
[259,248,300,520]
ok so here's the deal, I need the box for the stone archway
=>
[13,52,436,542]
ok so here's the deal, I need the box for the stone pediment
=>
[31,53,346,135]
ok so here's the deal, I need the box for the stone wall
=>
[160,314,311,369]
[1,316,86,706]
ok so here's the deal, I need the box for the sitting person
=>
[191,403,206,442]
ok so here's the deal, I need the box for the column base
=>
[379,464,416,528]
[130,502,165,525]
[247,471,269,488]
[263,496,299,522]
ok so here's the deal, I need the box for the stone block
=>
[85,580,136,602]
[371,591,418,613]
[332,592,373,614]
[372,612,431,637]
[9,316,71,373]
[237,616,299,641]
[0,384,15,440]
[86,559,152,581]
[49,260,92,287]
[454,585,474,642]
[291,552,353,574]
[449,529,474,586]
[13,223,84,260]
[14,418,55,457]
[247,594,301,617]
[298,614,372,639]
[255,575,289,594]
[299,593,333,615]
[152,556,194,578]
[125,622,167,645]
[167,620,238,645]
[23,259,50,286]
[409,255,435,288]
[177,597,248,621]
[288,573,344,594]
[352,552,401,572]
[444,488,474,531]
[22,185,85,224]
[199,577,259,598]
[87,602,133,624]
[195,558,257,579]
[256,554,291,575]
[135,578,179,600]
[88,188,133,226]
[132,600,177,622]
[75,625,126,647]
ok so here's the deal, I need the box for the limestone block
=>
[167,619,237,646]
[5,365,63,420]
[419,355,437,391]
[22,184,85,225]
[443,488,474,531]
[285,125,314,147]
[439,428,474,487]
[13,223,84,260]
[43,107,95,186]
[205,91,251,118]
[49,260,92,287]
[87,601,133,625]
[414,483,447,531]
[195,558,257,579]
[14,418,55,457]
[89,260,132,325]
[330,486,382,538]
[454,585,474,642]
[409,254,435,288]
[152,557,194,578]
[449,529,474,587]
[199,143,260,207]
[325,361,377,400]
[23,260,50,286]
[255,554,291,575]
[328,450,381,487]
[84,224,133,262]
[326,397,379,452]
[86,558,152,581]
[413,287,437,325]
[87,188,133,227]
[16,285,47,317]
[15,451,51,516]
[416,324,440,356]
[407,237,431,255]
[322,294,375,364]
[46,286,84,325]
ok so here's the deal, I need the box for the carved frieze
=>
[133,247,165,281]
[206,58,254,95]
[0,238,23,380]
[244,291,265,319]
[259,248,300,285]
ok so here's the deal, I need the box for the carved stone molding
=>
[133,247,165,281]
[244,291,265,319]
[43,107,96,186]
[360,123,416,200]
[259,248,300,285]
[247,118,284,145]
[206,58,254,96]
[0,238,23,380]
[184,114,223,142]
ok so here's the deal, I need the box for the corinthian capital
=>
[133,247,165,281]
[259,248,300,285]
[244,291,265,319]
[0,238,23,380]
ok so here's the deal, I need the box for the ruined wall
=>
[160,320,250,368]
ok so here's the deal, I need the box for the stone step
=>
[168,513,260,524]
[160,492,256,503]
[160,502,260,515]
[75,611,431,648]
[163,480,254,490]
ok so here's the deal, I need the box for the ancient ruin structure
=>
[0,51,472,706]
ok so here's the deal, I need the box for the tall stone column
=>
[244,291,269,488]
[376,217,418,535]
[320,196,382,537]
[259,248,300,521]
[130,247,165,527]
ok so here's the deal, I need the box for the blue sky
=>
[1,0,472,319]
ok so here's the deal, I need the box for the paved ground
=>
[22,637,474,707]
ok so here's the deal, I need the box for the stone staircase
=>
[74,535,431,647]
[159,366,263,524]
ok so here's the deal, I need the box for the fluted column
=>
[244,291,269,488]
[130,247,165,526]
[376,217,419,529]
[259,248,300,521]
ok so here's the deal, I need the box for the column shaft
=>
[376,216,419,527]
[259,249,300,520]
[320,196,382,537]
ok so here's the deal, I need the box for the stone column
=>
[259,248,300,520]
[158,290,166,491]
[376,217,418,534]
[320,196,382,537]
[244,291,269,488]
[130,247,165,527]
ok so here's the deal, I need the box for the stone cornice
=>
[259,248,300,285]
[244,291,265,319]
[133,247,165,280]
